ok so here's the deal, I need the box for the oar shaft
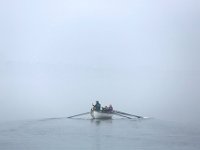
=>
[114,110,143,118]
[67,112,90,118]
[113,112,132,119]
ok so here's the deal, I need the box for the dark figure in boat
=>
[92,101,101,111]
[108,104,113,112]
[102,104,113,113]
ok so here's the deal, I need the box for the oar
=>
[113,112,132,119]
[67,112,90,118]
[114,110,143,118]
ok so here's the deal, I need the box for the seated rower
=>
[108,104,113,112]
[102,106,108,112]
[92,101,101,111]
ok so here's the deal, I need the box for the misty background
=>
[0,0,200,124]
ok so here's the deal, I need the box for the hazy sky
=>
[0,0,200,124]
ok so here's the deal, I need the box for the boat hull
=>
[90,110,113,119]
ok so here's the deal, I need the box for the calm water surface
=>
[0,118,200,150]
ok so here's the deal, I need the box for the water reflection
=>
[90,119,113,150]
[90,119,113,126]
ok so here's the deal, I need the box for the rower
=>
[108,104,113,112]
[93,101,101,111]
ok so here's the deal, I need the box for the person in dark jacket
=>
[93,101,101,111]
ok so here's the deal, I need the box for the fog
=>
[0,0,200,124]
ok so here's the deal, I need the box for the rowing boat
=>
[90,110,113,119]
[68,109,143,119]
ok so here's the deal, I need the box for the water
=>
[0,118,200,150]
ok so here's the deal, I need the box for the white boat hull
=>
[90,110,113,119]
